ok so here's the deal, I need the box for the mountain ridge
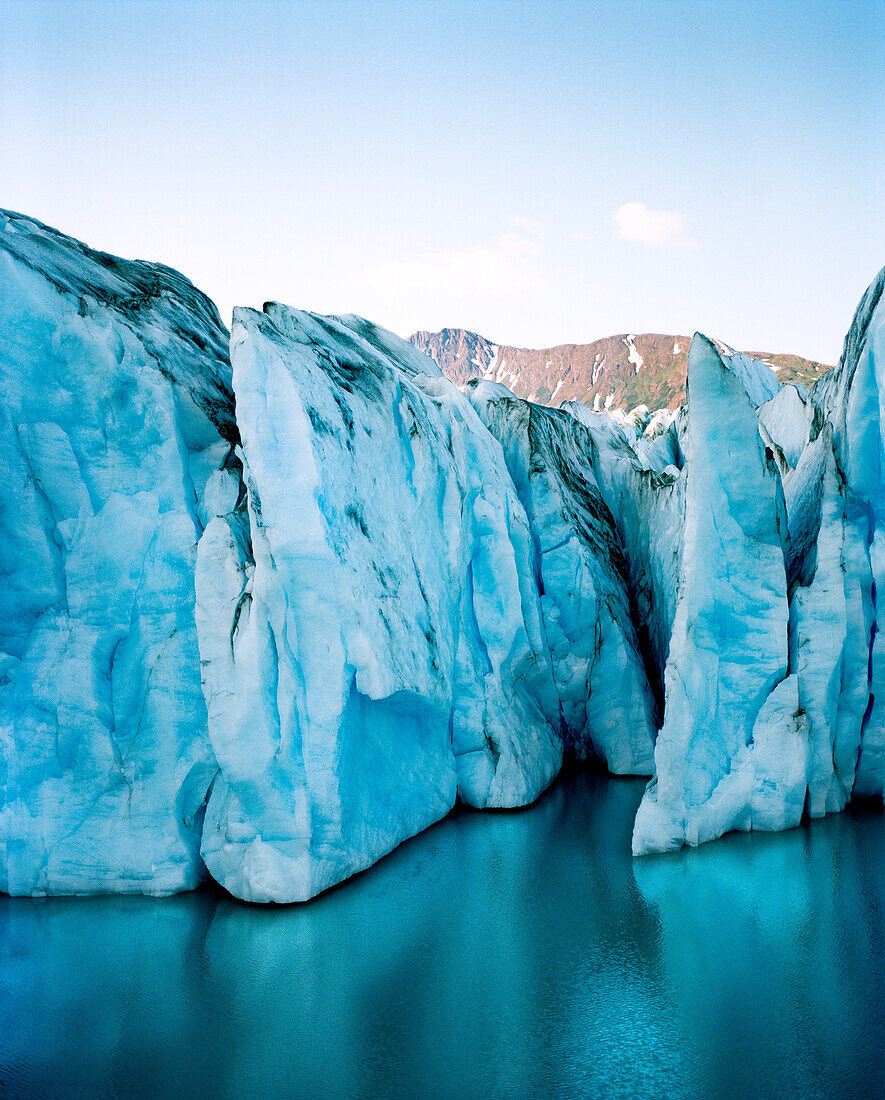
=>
[410,327,831,410]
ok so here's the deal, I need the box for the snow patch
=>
[623,335,644,373]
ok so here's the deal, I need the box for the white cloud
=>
[510,215,544,236]
[362,227,543,300]
[613,202,696,248]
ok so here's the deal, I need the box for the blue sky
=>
[2,0,882,362]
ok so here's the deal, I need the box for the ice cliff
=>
[464,382,656,773]
[0,209,233,895]
[629,311,885,854]
[1,209,882,901]
[196,305,564,902]
[631,338,809,853]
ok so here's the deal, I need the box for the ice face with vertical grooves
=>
[783,428,870,816]
[195,305,563,902]
[560,399,684,711]
[0,209,229,896]
[812,268,885,799]
[631,277,885,856]
[465,381,656,774]
[632,335,808,856]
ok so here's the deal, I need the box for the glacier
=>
[631,336,809,854]
[0,207,883,901]
[195,304,564,902]
[0,209,233,895]
[465,380,656,773]
[631,298,885,855]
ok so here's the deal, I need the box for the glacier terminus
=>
[1,209,883,903]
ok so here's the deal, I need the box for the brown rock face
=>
[410,328,830,410]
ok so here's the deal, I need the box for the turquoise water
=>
[1,771,882,1099]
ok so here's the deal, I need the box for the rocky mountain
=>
[410,328,831,410]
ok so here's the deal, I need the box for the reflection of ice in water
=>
[1,773,882,1098]
[634,809,885,1097]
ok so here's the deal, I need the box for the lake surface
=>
[1,770,882,1099]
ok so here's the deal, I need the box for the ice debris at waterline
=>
[0,210,882,902]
